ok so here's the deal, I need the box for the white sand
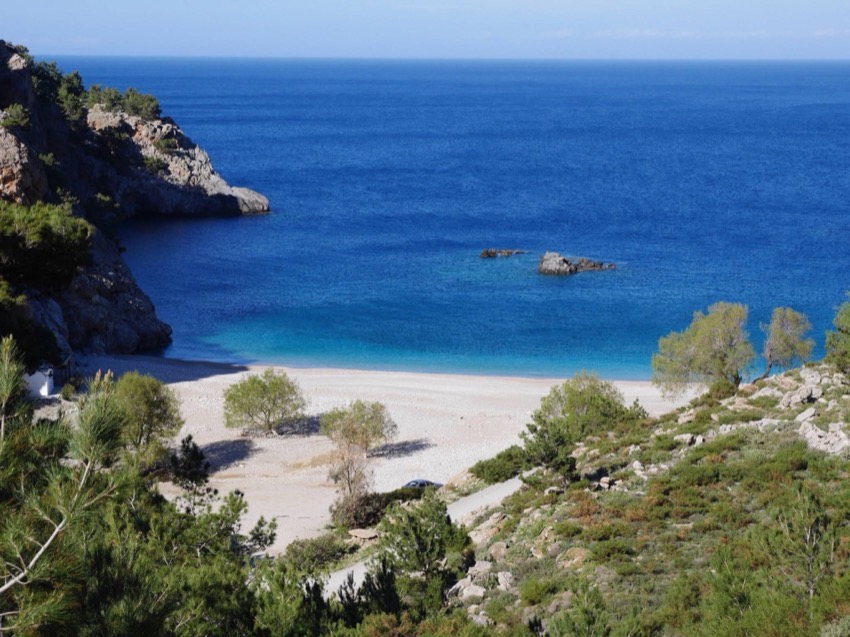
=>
[79,355,687,553]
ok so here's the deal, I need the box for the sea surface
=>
[54,57,850,378]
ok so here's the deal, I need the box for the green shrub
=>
[1,103,30,129]
[553,520,583,539]
[143,155,168,174]
[652,434,680,452]
[154,137,179,154]
[86,84,123,111]
[59,383,76,401]
[582,520,634,542]
[519,576,561,606]
[0,201,92,291]
[470,445,529,484]
[590,538,635,562]
[331,487,425,529]
[282,533,355,572]
[715,408,764,425]
[122,87,161,120]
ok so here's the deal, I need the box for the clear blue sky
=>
[6,0,850,59]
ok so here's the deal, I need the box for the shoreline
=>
[117,350,654,382]
[77,353,689,552]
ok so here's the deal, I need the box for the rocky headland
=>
[0,40,269,359]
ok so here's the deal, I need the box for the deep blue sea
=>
[54,58,850,379]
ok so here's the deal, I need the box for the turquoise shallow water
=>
[55,58,850,378]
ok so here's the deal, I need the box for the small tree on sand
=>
[321,401,397,526]
[651,301,754,398]
[320,400,397,459]
[114,371,184,467]
[756,307,813,381]
[223,369,305,433]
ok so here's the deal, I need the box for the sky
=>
[5,0,850,60]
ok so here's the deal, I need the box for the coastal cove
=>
[55,58,850,378]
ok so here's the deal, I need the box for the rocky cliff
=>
[0,40,270,359]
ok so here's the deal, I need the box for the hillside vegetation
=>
[1,293,849,635]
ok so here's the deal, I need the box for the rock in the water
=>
[537,251,615,275]
[480,248,526,258]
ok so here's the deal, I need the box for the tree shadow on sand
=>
[370,438,434,459]
[202,439,257,472]
[275,415,322,437]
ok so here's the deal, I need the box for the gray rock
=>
[537,251,615,275]
[480,248,525,258]
[470,512,507,545]
[0,127,48,205]
[461,584,486,600]
[674,433,696,446]
[798,421,850,455]
[751,386,783,400]
[54,232,172,354]
[469,613,493,627]
[468,561,492,579]
[488,541,509,562]
[496,571,515,591]
[795,407,817,423]
[780,385,823,409]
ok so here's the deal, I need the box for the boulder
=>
[795,407,817,423]
[674,433,696,446]
[470,512,507,545]
[537,251,615,275]
[496,571,515,591]
[780,385,823,409]
[798,421,850,456]
[488,541,509,561]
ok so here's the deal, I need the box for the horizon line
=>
[42,53,850,63]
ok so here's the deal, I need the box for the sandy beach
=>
[78,355,687,553]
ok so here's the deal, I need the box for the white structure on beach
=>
[26,368,54,397]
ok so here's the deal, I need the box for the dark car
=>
[402,479,443,489]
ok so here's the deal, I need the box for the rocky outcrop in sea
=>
[537,251,615,275]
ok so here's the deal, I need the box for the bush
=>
[121,87,161,120]
[143,155,168,174]
[223,369,305,433]
[470,445,529,484]
[86,84,123,111]
[59,383,76,401]
[519,576,561,606]
[1,103,30,129]
[331,487,425,529]
[154,137,179,154]
[283,533,355,572]
[522,372,643,486]
[0,201,92,291]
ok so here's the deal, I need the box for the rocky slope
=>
[0,40,270,358]
[449,365,850,633]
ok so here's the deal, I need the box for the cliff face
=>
[0,40,270,359]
